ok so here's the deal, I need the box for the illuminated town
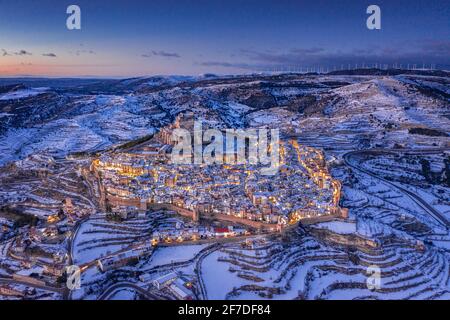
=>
[87,116,346,240]
[0,71,448,300]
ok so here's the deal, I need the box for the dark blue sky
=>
[0,0,449,76]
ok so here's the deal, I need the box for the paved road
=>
[343,148,450,228]
[195,245,221,300]
[97,281,160,300]
[68,216,89,266]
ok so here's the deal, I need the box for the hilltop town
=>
[86,114,346,238]
[0,71,449,300]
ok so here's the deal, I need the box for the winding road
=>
[97,281,161,300]
[343,148,450,228]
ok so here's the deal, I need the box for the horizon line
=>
[0,68,449,81]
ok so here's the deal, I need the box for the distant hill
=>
[327,68,449,77]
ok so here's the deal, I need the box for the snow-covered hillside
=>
[0,72,448,165]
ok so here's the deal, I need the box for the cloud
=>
[1,49,11,56]
[42,53,57,57]
[290,47,325,55]
[420,40,450,56]
[197,61,255,69]
[142,50,181,58]
[14,49,32,56]
[239,47,327,64]
[204,42,450,71]
[69,49,96,56]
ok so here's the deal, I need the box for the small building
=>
[152,272,177,290]
[139,273,154,283]
[168,278,193,300]
[42,225,59,238]
[214,227,233,238]
[98,248,147,272]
